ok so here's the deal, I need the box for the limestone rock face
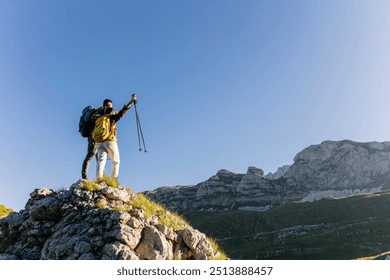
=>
[285,140,390,191]
[0,180,222,260]
[145,140,390,212]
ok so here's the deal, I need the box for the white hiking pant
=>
[96,141,120,179]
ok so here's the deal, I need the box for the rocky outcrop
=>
[145,140,390,213]
[0,180,224,260]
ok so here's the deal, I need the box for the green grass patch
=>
[208,237,229,260]
[97,175,119,188]
[0,204,13,218]
[130,193,191,231]
[81,180,102,192]
[81,175,121,192]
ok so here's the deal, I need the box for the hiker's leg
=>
[96,143,108,179]
[106,141,120,178]
[81,137,97,179]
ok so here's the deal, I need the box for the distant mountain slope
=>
[186,191,390,259]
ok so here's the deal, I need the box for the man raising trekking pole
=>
[92,94,137,180]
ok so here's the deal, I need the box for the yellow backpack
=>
[92,115,112,142]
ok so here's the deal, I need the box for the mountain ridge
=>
[145,140,390,213]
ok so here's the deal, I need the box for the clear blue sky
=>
[1,0,390,211]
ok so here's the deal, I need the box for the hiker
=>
[81,99,113,179]
[94,95,137,180]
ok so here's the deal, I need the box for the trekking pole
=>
[134,103,142,151]
[134,103,147,153]
[131,94,147,153]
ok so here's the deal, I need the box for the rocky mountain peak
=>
[286,140,390,192]
[0,180,225,260]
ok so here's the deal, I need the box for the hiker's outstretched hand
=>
[131,94,137,104]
